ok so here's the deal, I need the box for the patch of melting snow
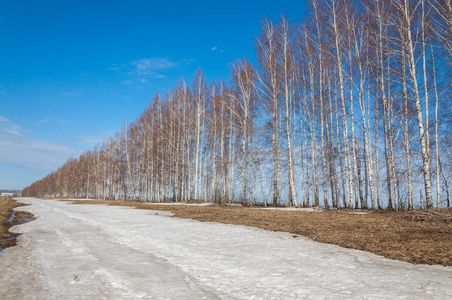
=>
[1,197,451,300]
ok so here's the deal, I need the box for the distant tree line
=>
[24,0,452,210]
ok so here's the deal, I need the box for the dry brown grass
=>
[64,199,452,267]
[0,197,34,250]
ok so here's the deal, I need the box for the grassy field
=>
[66,199,452,267]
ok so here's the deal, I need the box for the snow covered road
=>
[0,198,451,299]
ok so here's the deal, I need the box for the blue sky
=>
[0,0,308,190]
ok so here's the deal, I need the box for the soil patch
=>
[0,197,34,251]
[63,199,452,266]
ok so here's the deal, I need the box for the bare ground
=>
[0,197,34,250]
[59,199,452,267]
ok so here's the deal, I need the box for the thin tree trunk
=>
[402,44,414,210]
[313,1,328,209]
[428,46,441,209]
[331,0,353,208]
[399,0,434,208]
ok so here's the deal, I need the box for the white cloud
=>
[0,115,10,122]
[108,57,193,79]
[3,124,20,135]
[211,47,224,53]
[37,119,47,124]
[0,120,77,171]
[131,57,177,72]
[0,91,6,96]
[123,80,133,85]
[136,78,147,83]
[0,117,20,135]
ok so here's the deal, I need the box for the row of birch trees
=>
[24,0,452,210]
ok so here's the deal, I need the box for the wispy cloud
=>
[37,119,47,124]
[0,117,20,135]
[63,92,83,97]
[108,57,194,80]
[2,124,20,135]
[211,46,224,53]
[0,115,10,122]
[123,80,133,85]
[0,91,6,96]
[131,57,177,73]
[106,64,123,71]
[179,58,195,65]
[0,119,77,170]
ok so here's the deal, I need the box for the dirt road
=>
[1,198,451,299]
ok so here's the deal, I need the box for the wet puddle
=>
[7,211,16,224]
[0,210,34,253]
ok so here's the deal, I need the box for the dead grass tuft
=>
[396,209,452,223]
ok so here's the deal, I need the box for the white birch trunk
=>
[331,0,353,208]
[399,0,434,208]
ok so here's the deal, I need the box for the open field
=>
[3,196,451,266]
[65,199,452,266]
[1,197,451,299]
